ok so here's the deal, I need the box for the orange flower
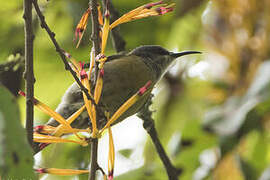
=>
[74,8,91,48]
[35,168,89,175]
[108,126,115,180]
[110,1,174,29]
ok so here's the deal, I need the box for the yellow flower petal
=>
[108,126,115,179]
[94,68,104,104]
[34,101,72,129]
[36,168,89,175]
[109,1,171,30]
[53,105,86,137]
[98,4,104,25]
[80,73,98,137]
[101,10,110,54]
[18,91,72,130]
[34,133,88,146]
[75,8,91,48]
[101,81,152,132]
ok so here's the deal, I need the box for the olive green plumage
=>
[47,45,200,129]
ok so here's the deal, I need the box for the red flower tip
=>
[105,10,110,18]
[155,7,174,15]
[75,28,84,40]
[80,70,88,80]
[108,170,114,180]
[99,68,104,77]
[138,81,152,96]
[35,168,47,174]
[18,90,26,97]
[18,90,38,104]
[144,1,163,9]
[34,125,44,133]
[79,62,88,79]
[39,143,50,150]
[79,61,84,70]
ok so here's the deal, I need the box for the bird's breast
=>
[98,56,155,121]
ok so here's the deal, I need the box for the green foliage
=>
[0,86,35,179]
[2,0,270,179]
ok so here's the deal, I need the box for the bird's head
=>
[130,45,201,79]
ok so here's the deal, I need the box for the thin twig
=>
[138,95,182,180]
[31,0,96,106]
[97,165,106,176]
[90,138,99,180]
[89,0,101,179]
[23,0,35,148]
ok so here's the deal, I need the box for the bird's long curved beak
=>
[170,51,201,58]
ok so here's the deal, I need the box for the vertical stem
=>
[90,138,99,180]
[23,0,35,148]
[89,0,101,83]
[89,0,101,179]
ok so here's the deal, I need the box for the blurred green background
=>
[1,0,270,179]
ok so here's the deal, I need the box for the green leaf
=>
[0,86,35,179]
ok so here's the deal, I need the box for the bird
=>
[46,45,201,130]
